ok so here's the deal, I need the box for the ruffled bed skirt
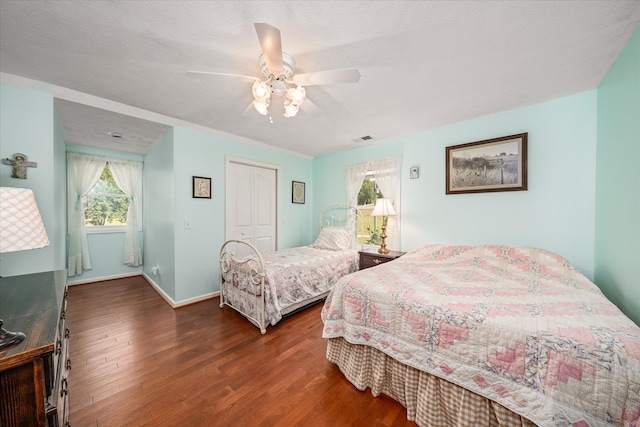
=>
[326,337,537,427]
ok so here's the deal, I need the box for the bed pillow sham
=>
[312,226,352,251]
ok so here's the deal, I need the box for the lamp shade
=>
[370,198,396,217]
[0,187,50,253]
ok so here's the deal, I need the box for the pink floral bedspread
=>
[231,246,358,326]
[321,245,640,426]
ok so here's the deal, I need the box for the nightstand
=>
[359,249,406,270]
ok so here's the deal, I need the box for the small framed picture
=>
[193,176,211,199]
[292,181,305,204]
[410,166,419,179]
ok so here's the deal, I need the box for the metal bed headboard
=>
[319,204,364,251]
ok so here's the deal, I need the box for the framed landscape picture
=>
[193,176,211,199]
[292,181,305,204]
[446,133,528,194]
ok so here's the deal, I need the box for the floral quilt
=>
[321,245,640,426]
[226,246,358,326]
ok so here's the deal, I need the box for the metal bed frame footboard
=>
[219,239,268,333]
[219,205,363,334]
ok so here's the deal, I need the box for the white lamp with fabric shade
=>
[0,187,50,350]
[370,198,396,254]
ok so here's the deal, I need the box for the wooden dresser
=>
[0,270,70,427]
[359,249,406,270]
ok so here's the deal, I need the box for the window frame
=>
[357,171,387,249]
[82,165,130,233]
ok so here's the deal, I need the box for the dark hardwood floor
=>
[67,276,417,426]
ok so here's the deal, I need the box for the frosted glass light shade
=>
[253,99,269,115]
[371,198,396,217]
[287,86,306,105]
[252,80,270,100]
[0,187,50,253]
[283,103,299,118]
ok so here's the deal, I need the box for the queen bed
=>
[219,205,363,334]
[321,244,640,427]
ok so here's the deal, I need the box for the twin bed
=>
[219,205,363,334]
[321,244,640,427]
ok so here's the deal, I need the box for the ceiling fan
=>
[187,23,361,118]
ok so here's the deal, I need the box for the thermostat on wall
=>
[410,166,419,179]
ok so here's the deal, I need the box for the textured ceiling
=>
[1,1,639,158]
[54,99,171,155]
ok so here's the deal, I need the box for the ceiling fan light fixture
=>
[286,85,306,106]
[187,23,361,120]
[253,98,269,115]
[252,80,270,100]
[283,102,299,118]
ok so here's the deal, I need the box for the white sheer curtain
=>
[369,157,401,251]
[109,159,143,266]
[67,153,107,277]
[345,161,370,206]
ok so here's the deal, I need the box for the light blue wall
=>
[0,84,65,276]
[143,126,313,303]
[170,127,313,302]
[65,144,144,284]
[313,91,598,279]
[53,108,67,270]
[595,27,640,326]
[143,128,176,298]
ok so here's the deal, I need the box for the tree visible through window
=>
[357,173,383,245]
[83,164,129,227]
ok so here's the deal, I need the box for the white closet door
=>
[226,161,277,255]
[253,166,276,254]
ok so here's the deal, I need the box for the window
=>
[347,156,401,250]
[357,172,384,246]
[83,164,129,231]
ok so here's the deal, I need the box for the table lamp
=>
[0,187,50,350]
[370,198,396,254]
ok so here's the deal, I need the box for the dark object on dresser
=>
[0,270,70,427]
[0,319,26,350]
[359,249,406,270]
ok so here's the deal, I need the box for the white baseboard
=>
[142,272,219,308]
[67,271,142,286]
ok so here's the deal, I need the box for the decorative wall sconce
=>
[2,153,38,179]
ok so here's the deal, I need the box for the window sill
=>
[86,226,126,234]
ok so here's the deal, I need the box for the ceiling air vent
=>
[353,135,373,142]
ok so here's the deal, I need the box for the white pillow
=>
[312,227,352,251]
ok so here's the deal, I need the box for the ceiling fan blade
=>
[242,101,256,117]
[300,97,321,116]
[186,71,258,83]
[293,68,361,86]
[254,23,283,74]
